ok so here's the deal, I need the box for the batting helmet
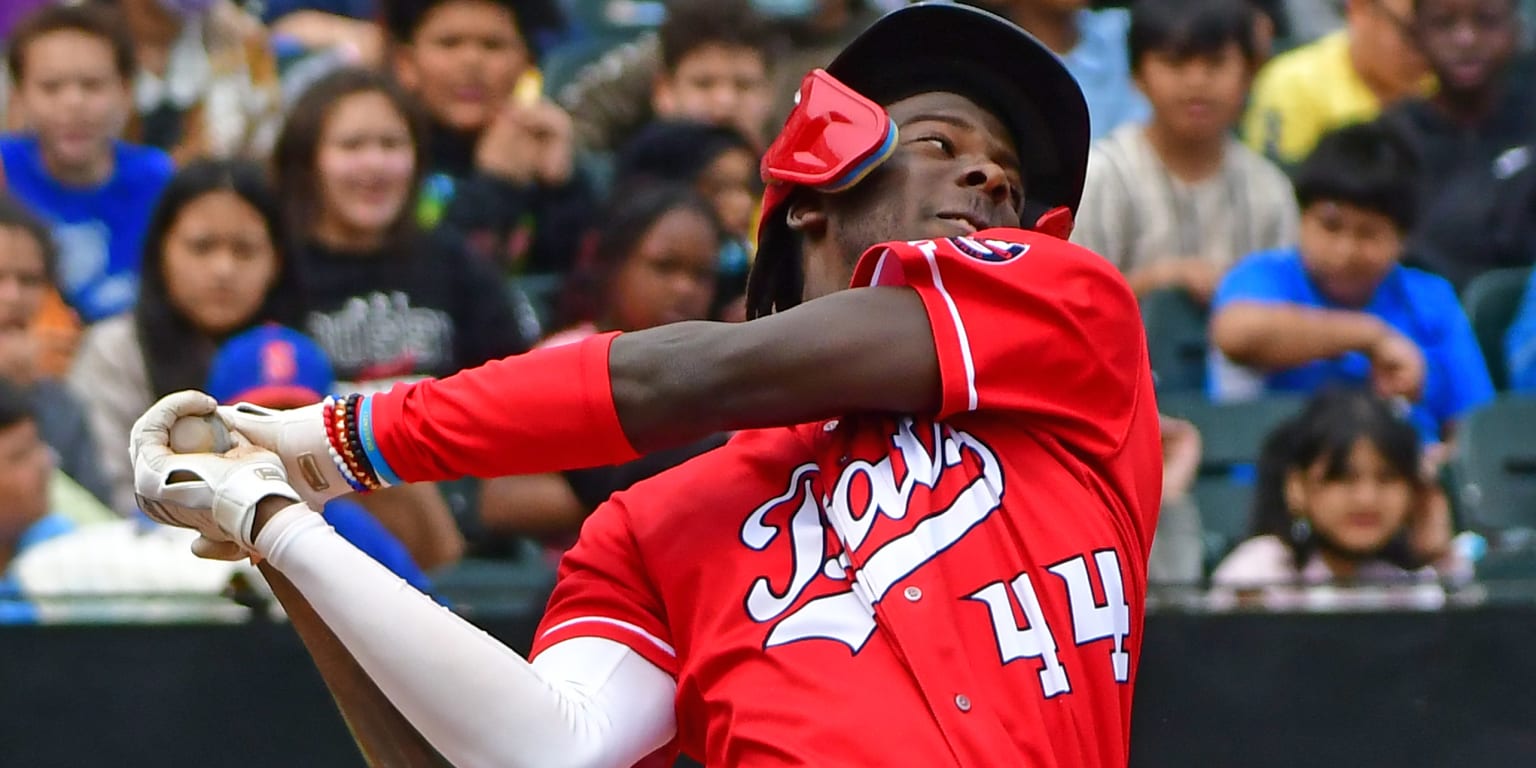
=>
[746,1,1090,318]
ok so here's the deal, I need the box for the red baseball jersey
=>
[530,229,1163,767]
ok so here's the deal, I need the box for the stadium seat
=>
[1139,287,1210,394]
[1451,394,1536,531]
[1158,392,1308,568]
[1461,266,1531,391]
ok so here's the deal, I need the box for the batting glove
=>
[131,392,306,552]
[216,401,352,509]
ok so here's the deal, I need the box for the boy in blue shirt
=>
[1507,268,1536,392]
[1,5,174,324]
[205,325,434,593]
[1209,121,1495,442]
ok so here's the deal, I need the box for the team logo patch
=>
[950,237,1031,264]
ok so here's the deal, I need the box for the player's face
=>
[315,91,417,241]
[0,227,48,332]
[653,45,772,147]
[696,147,759,240]
[795,91,1024,301]
[1412,0,1518,95]
[1134,43,1251,142]
[160,190,281,337]
[1286,438,1415,557]
[13,30,130,177]
[608,206,719,331]
[0,417,51,541]
[394,0,529,132]
[1297,201,1403,308]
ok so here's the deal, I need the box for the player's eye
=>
[914,135,955,156]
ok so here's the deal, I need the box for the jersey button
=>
[954,694,972,712]
[904,586,923,602]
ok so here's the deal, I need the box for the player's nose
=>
[959,159,1012,209]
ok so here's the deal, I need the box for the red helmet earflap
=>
[1032,206,1074,240]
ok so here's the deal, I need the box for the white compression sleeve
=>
[256,505,678,768]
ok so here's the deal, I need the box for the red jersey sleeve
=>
[850,229,1150,457]
[530,496,678,677]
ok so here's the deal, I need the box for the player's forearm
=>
[365,288,937,482]
[252,501,676,768]
[1210,302,1389,370]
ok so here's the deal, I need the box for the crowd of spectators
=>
[2,0,1536,620]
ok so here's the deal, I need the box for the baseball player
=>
[130,3,1162,766]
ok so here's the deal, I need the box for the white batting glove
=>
[215,401,353,508]
[131,392,307,551]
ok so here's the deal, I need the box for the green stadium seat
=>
[1158,392,1308,568]
[1139,288,1210,395]
[1461,266,1531,391]
[1452,394,1536,531]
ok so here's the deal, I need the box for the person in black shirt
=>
[1383,0,1536,292]
[272,68,528,392]
[384,0,595,279]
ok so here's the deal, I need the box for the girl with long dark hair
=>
[70,159,301,513]
[1213,388,1469,599]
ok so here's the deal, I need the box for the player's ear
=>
[785,191,829,237]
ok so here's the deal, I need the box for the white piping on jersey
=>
[918,243,980,411]
[540,617,677,658]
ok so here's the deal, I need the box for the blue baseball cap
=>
[205,324,335,408]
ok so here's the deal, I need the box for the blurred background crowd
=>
[1,0,1535,627]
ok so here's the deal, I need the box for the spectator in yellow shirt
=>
[1243,0,1431,166]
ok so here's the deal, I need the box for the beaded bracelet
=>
[342,394,380,490]
[323,396,370,493]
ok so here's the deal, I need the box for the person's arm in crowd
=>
[479,474,589,537]
[443,99,597,275]
[269,11,384,64]
[1210,302,1424,399]
[555,34,662,153]
[354,483,465,571]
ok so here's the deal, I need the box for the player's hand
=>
[476,97,575,187]
[1366,331,1426,402]
[216,401,353,509]
[131,392,304,551]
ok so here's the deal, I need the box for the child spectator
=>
[385,0,593,277]
[117,0,286,163]
[480,184,727,548]
[1209,122,1494,443]
[68,159,304,514]
[1244,0,1430,166]
[1507,268,1536,392]
[0,375,91,622]
[1383,0,1536,293]
[2,4,175,325]
[203,324,436,592]
[964,0,1150,139]
[272,68,527,392]
[1213,389,1467,602]
[614,120,759,317]
[0,195,110,508]
[562,0,775,154]
[1073,0,1297,302]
